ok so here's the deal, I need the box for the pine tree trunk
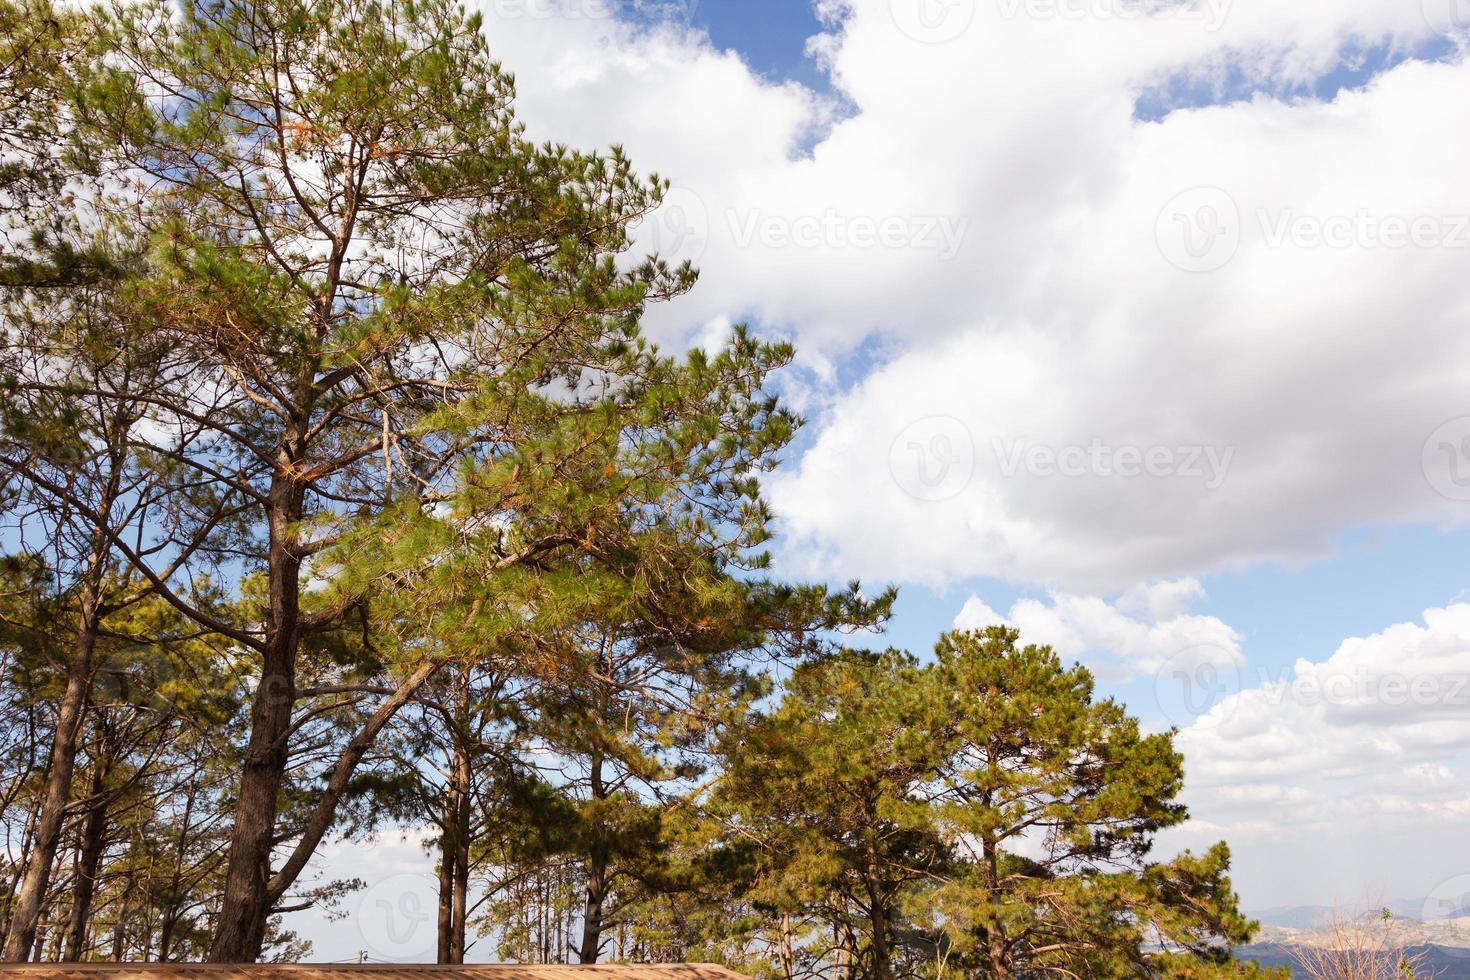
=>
[778,913,795,980]
[0,778,42,941]
[982,834,1009,977]
[1,587,101,962]
[578,858,607,964]
[109,873,132,962]
[208,471,302,963]
[436,669,470,964]
[866,901,893,980]
[63,761,110,961]
[451,786,469,963]
[436,830,455,964]
[579,751,608,965]
[206,634,294,962]
[862,838,894,980]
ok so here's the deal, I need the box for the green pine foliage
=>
[713,628,1281,979]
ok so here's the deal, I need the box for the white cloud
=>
[1177,603,1470,821]
[763,50,1470,590]
[449,1,1470,904]
[1119,578,1209,620]
[954,578,1243,676]
[462,0,1470,592]
[1152,602,1470,904]
[457,5,1470,893]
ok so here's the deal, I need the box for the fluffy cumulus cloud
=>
[761,39,1470,591]
[466,0,1470,593]
[953,578,1244,679]
[1160,604,1470,906]
[1179,603,1470,797]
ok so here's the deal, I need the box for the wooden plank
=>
[0,966,749,980]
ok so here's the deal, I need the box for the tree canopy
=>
[712,628,1269,980]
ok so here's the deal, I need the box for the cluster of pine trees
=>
[0,0,1285,974]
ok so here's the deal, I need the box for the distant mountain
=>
[1237,903,1470,976]
[1249,904,1343,930]
[1250,897,1443,929]
[1255,914,1470,950]
[1238,943,1470,979]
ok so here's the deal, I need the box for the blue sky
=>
[677,0,830,86]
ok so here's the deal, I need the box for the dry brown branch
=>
[1292,909,1436,980]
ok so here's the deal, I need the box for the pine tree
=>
[718,649,952,980]
[0,248,196,961]
[919,627,1265,978]
[51,0,885,957]
[716,629,1282,980]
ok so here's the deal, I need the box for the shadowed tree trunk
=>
[213,656,444,960]
[436,829,455,964]
[577,750,609,966]
[1,577,102,962]
[450,742,470,964]
[208,467,304,963]
[577,857,609,965]
[434,669,478,964]
[862,849,894,980]
[63,752,112,961]
[982,831,1010,977]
